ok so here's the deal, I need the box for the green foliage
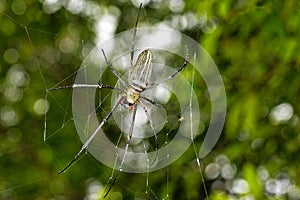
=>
[0,0,299,199]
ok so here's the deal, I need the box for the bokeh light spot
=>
[11,0,27,15]
[34,98,50,116]
[1,18,16,36]
[270,102,294,124]
[205,163,220,180]
[229,178,250,194]
[3,48,19,64]
[59,37,76,54]
[153,85,171,104]
[221,163,236,180]
[3,85,23,102]
[0,105,19,127]
[6,64,30,87]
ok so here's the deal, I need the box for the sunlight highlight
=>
[269,102,294,124]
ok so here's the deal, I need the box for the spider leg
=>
[103,104,138,198]
[57,96,124,174]
[148,46,189,88]
[149,59,188,89]
[47,83,122,91]
[140,95,165,108]
[139,100,159,165]
[161,59,188,82]
[128,3,143,83]
[101,49,127,87]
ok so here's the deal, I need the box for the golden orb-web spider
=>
[49,3,188,198]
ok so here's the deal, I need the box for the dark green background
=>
[0,0,299,199]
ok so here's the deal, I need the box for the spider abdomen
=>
[125,49,153,107]
[130,49,153,90]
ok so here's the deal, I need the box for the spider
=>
[49,3,188,198]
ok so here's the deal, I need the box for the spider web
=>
[0,2,211,199]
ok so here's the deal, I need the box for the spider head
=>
[124,87,140,109]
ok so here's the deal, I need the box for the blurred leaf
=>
[244,162,263,199]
